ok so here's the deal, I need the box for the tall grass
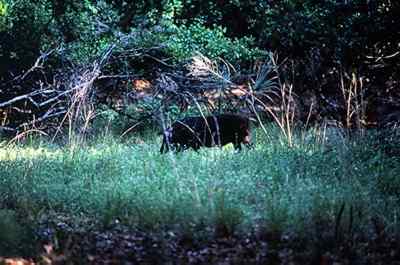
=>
[0,126,399,241]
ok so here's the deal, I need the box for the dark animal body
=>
[160,114,251,153]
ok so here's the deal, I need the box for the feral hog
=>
[160,114,251,153]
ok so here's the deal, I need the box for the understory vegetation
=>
[0,127,399,260]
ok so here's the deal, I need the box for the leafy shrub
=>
[160,19,262,62]
[54,1,119,64]
[0,0,52,76]
[120,16,262,65]
[0,0,120,74]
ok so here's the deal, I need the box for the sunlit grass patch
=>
[0,146,62,161]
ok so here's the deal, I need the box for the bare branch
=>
[0,90,42,108]
[20,49,56,80]
[17,108,67,129]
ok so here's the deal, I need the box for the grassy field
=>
[0,126,399,256]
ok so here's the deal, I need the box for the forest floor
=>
[1,221,400,265]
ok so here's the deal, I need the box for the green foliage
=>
[54,1,119,63]
[92,99,162,136]
[163,0,399,65]
[0,0,53,75]
[161,20,261,62]
[0,0,119,72]
[0,126,398,237]
[120,15,262,64]
[0,0,8,31]
[1,0,264,75]
[1,0,398,74]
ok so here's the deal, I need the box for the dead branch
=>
[20,49,57,81]
[17,108,67,129]
[0,90,43,108]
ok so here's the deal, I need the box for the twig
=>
[17,108,67,129]
[143,54,174,68]
[20,49,56,80]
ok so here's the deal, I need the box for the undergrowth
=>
[0,126,399,254]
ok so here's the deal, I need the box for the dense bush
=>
[0,0,261,75]
[0,0,50,77]
[1,0,399,135]
[2,0,399,68]
[1,0,398,79]
[157,18,261,62]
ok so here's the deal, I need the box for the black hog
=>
[160,114,251,153]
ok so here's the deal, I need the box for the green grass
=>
[0,126,399,242]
